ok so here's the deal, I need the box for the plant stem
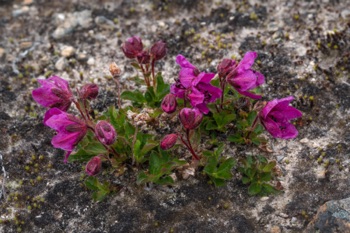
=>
[185,129,200,160]
[246,114,259,140]
[151,59,156,88]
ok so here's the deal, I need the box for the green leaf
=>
[155,176,174,185]
[262,161,276,172]
[155,73,170,100]
[140,142,158,155]
[136,172,149,185]
[248,182,262,195]
[69,142,107,162]
[214,144,225,157]
[204,157,217,174]
[260,172,272,182]
[85,176,99,191]
[205,120,218,131]
[133,140,142,162]
[211,178,225,187]
[121,90,145,103]
[149,151,161,175]
[261,183,278,194]
[247,111,257,125]
[242,176,251,184]
[228,133,244,144]
[144,87,156,103]
[216,158,235,179]
[254,124,264,134]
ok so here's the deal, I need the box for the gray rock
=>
[12,6,30,17]
[55,57,68,71]
[52,10,92,39]
[94,16,116,29]
[305,197,350,232]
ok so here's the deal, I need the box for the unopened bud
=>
[161,93,177,113]
[109,62,121,77]
[85,156,101,176]
[137,50,151,64]
[217,58,235,78]
[79,84,99,100]
[179,108,203,130]
[150,41,167,61]
[95,120,117,145]
[160,134,178,150]
[121,36,143,59]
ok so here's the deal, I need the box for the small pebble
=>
[61,46,75,58]
[55,57,68,70]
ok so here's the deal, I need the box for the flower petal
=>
[179,68,196,88]
[280,123,299,139]
[192,72,215,85]
[195,103,210,114]
[170,84,186,99]
[261,117,281,138]
[51,131,80,151]
[230,70,259,91]
[188,88,205,107]
[43,108,65,126]
[237,90,262,100]
[237,51,257,72]
[176,54,197,70]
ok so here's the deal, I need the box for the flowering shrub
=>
[32,36,302,200]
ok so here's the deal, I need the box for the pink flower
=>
[226,51,265,99]
[259,96,302,139]
[121,36,143,59]
[179,108,203,130]
[44,108,87,162]
[32,76,73,111]
[95,120,117,146]
[170,55,222,114]
[160,134,178,150]
[85,156,102,176]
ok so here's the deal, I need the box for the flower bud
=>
[121,36,143,59]
[109,62,122,77]
[217,58,235,78]
[85,156,101,176]
[150,41,167,61]
[79,84,99,100]
[136,50,151,64]
[95,120,117,145]
[179,108,203,130]
[161,93,177,113]
[160,134,178,150]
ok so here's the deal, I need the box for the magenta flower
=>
[121,36,143,59]
[179,108,203,130]
[44,108,88,162]
[226,51,265,99]
[95,120,117,146]
[160,134,178,150]
[85,156,102,176]
[32,76,73,111]
[170,55,222,114]
[259,96,302,139]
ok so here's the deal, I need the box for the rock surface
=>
[0,0,350,232]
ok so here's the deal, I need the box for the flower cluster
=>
[32,35,303,199]
[32,76,117,175]
[121,36,167,87]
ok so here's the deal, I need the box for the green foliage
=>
[203,144,236,186]
[228,111,266,145]
[137,149,186,185]
[69,131,107,162]
[121,73,169,108]
[238,155,279,196]
[84,176,110,201]
[203,111,236,132]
